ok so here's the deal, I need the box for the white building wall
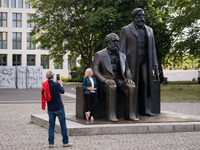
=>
[163,70,199,81]
[0,0,70,82]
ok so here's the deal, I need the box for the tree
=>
[140,0,172,71]
[87,0,172,71]
[168,0,200,60]
[28,0,172,73]
[28,0,100,68]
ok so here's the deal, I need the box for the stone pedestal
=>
[32,112,200,136]
[76,87,86,119]
[76,86,124,120]
[151,80,161,113]
[0,66,16,88]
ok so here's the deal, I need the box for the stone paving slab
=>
[31,111,200,136]
[0,88,76,104]
[2,103,200,149]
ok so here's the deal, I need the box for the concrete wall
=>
[163,70,199,81]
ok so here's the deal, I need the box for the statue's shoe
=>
[109,118,118,122]
[144,113,155,117]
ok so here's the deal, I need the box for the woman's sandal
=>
[85,112,90,121]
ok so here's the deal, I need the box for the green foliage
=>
[61,65,84,82]
[61,76,83,82]
[168,0,200,60]
[27,0,99,68]
[27,0,172,70]
[167,81,198,84]
[69,65,84,81]
[27,0,199,71]
[168,0,200,35]
[163,54,200,70]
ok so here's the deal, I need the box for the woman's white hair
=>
[85,68,92,77]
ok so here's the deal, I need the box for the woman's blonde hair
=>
[85,68,93,77]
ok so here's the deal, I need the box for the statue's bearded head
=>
[105,33,120,52]
[132,8,145,27]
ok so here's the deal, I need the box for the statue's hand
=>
[104,79,116,85]
[125,79,135,85]
[154,65,159,76]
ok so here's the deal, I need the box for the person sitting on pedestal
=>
[93,33,139,122]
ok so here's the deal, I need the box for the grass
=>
[63,82,82,86]
[167,81,198,84]
[62,81,200,101]
[161,84,200,101]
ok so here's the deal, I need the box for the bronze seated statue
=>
[76,32,160,122]
[92,33,139,122]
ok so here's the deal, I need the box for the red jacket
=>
[41,80,51,110]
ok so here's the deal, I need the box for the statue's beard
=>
[136,20,145,27]
[110,45,119,51]
[134,18,145,27]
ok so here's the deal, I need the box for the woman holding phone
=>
[82,68,98,123]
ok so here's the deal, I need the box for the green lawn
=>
[161,84,200,101]
[63,82,200,101]
[63,82,82,86]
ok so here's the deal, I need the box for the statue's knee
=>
[108,84,117,90]
[127,84,135,91]
[104,84,117,93]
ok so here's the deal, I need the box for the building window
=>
[12,54,21,66]
[11,0,16,8]
[0,54,7,66]
[3,0,9,8]
[68,58,76,70]
[0,32,7,49]
[27,14,34,28]
[12,32,22,49]
[41,55,49,69]
[27,33,35,50]
[18,0,23,8]
[0,12,7,27]
[25,0,30,8]
[27,55,35,66]
[13,13,22,28]
[54,61,63,69]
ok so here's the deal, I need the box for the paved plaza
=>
[1,87,200,149]
[0,85,76,104]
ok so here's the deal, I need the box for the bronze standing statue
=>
[93,33,139,122]
[120,8,159,116]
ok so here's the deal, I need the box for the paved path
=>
[1,87,200,149]
[0,85,76,104]
[0,102,200,150]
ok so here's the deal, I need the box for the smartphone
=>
[56,74,60,81]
